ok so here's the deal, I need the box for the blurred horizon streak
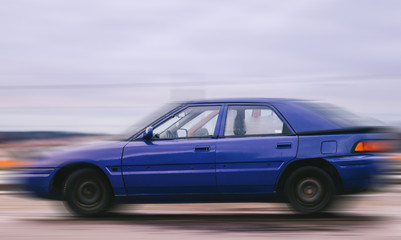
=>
[0,75,400,134]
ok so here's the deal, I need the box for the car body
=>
[22,99,393,216]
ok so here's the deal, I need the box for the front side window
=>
[153,106,221,139]
[224,105,286,137]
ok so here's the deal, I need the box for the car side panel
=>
[296,132,390,158]
[216,136,298,193]
[122,139,218,195]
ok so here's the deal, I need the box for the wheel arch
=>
[276,158,343,197]
[49,162,114,200]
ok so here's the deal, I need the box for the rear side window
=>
[224,105,287,136]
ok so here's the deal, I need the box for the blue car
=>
[23,99,393,216]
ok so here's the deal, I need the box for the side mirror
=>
[176,128,188,138]
[143,127,153,141]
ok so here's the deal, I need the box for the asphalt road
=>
[1,192,401,240]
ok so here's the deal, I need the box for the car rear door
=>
[216,104,298,193]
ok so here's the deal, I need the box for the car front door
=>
[216,104,298,194]
[122,105,222,196]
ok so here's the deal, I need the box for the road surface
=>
[1,192,401,239]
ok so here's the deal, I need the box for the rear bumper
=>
[325,155,383,193]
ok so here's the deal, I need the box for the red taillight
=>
[353,140,393,153]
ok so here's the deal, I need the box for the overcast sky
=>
[1,0,401,133]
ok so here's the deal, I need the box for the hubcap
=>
[296,178,322,204]
[77,180,101,206]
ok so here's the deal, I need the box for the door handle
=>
[195,146,210,152]
[277,142,292,149]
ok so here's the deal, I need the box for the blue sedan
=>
[23,99,393,216]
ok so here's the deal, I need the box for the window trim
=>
[218,103,295,138]
[134,104,224,141]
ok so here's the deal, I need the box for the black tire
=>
[284,166,335,214]
[63,168,113,217]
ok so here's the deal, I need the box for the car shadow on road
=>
[29,211,386,232]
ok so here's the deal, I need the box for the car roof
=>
[185,98,297,104]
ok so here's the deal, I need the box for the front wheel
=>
[284,166,335,214]
[63,168,113,217]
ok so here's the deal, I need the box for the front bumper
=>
[18,168,58,198]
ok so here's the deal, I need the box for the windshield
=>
[120,102,182,140]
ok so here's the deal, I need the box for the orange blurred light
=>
[0,160,30,169]
[354,140,393,152]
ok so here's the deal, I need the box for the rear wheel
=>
[284,166,335,214]
[63,168,113,217]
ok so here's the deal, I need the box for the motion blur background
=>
[1,0,401,135]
